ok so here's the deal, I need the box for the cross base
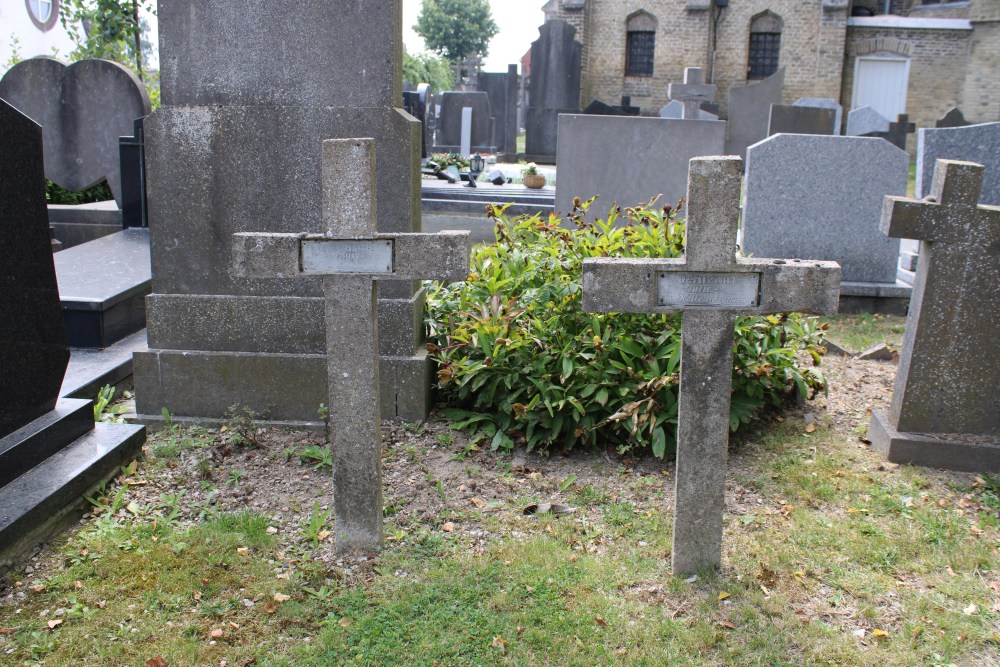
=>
[868,411,1000,474]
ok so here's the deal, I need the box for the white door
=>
[852,57,910,120]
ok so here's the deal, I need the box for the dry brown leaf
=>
[0,628,15,636]
[963,603,978,616]
[338,618,351,628]
[717,621,737,630]
[718,592,730,601]
[47,619,63,629]
[210,628,223,639]
[316,530,331,542]
[146,658,169,667]
[872,629,889,638]
[262,601,278,615]
[193,591,202,601]
[470,498,486,508]
[237,547,250,556]
[442,522,455,533]
[273,593,290,603]
[805,424,816,433]
[595,617,609,627]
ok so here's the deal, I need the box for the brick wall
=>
[962,20,1000,122]
[578,0,848,115]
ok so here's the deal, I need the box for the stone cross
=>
[868,159,1000,471]
[864,113,916,150]
[667,67,716,120]
[234,139,470,551]
[582,156,840,574]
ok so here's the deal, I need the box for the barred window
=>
[748,32,780,79]
[626,31,655,77]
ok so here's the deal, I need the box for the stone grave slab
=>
[556,115,725,222]
[868,160,1000,471]
[846,106,890,137]
[725,68,784,158]
[863,114,915,151]
[0,57,151,206]
[434,91,495,154]
[768,105,837,136]
[234,138,470,550]
[793,98,843,134]
[659,100,718,121]
[477,66,519,159]
[916,122,1000,205]
[583,156,840,573]
[743,134,908,285]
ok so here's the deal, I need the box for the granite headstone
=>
[767,105,837,137]
[659,100,718,121]
[667,67,716,120]
[743,134,908,284]
[477,65,519,159]
[0,100,70,438]
[556,114,726,222]
[935,107,970,128]
[0,57,152,206]
[863,114,915,151]
[846,105,890,137]
[434,91,495,154]
[916,122,1000,205]
[793,98,843,134]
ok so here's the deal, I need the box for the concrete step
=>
[0,398,94,487]
[0,421,146,572]
[54,228,151,348]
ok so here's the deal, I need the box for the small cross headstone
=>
[868,159,1000,471]
[583,156,840,574]
[863,113,916,150]
[234,139,470,550]
[667,67,716,120]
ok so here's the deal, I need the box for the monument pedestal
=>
[868,410,1000,473]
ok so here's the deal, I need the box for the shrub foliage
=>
[425,201,829,458]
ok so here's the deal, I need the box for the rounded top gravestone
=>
[0,57,151,207]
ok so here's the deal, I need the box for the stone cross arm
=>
[881,160,1000,245]
[583,257,841,316]
[232,230,470,283]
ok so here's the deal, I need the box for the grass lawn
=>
[820,313,907,353]
[1,316,997,667]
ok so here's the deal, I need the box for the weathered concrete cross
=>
[667,67,716,120]
[868,159,1000,470]
[233,139,470,551]
[583,156,841,574]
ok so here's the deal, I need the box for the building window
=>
[626,32,655,77]
[26,0,59,32]
[625,10,658,78]
[921,0,965,4]
[747,11,782,80]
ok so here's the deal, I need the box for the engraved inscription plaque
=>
[658,272,760,308]
[301,239,394,274]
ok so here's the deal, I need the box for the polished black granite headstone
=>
[0,99,71,439]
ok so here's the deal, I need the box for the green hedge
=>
[425,200,829,458]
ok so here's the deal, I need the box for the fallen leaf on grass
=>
[0,628,16,635]
[963,603,978,616]
[442,522,455,533]
[237,547,249,556]
[717,621,737,630]
[210,628,223,639]
[805,424,816,433]
[338,618,351,628]
[146,658,169,667]
[47,619,63,629]
[852,629,866,638]
[273,593,290,602]
[316,530,331,542]
[595,617,608,627]
[491,636,507,655]
[872,629,889,638]
[262,602,277,615]
[470,498,486,508]
[718,592,730,601]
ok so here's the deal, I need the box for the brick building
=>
[541,0,998,139]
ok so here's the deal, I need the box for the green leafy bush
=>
[46,180,113,205]
[425,200,829,458]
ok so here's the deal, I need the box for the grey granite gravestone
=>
[233,139,470,549]
[583,99,631,116]
[863,114,915,151]
[767,105,837,137]
[434,91,495,154]
[793,98,843,135]
[583,156,840,574]
[0,99,70,438]
[667,67,717,121]
[725,68,784,159]
[555,115,725,222]
[868,160,1000,472]
[0,57,151,206]
[525,20,582,162]
[743,134,908,285]
[478,65,519,160]
[133,0,428,428]
[935,107,970,128]
[846,106,890,137]
[658,100,718,121]
[916,122,1000,205]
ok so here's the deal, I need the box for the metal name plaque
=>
[658,272,760,308]
[301,239,393,274]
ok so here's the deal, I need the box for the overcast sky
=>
[402,0,545,72]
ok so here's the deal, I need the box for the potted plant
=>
[522,163,546,189]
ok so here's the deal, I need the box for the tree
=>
[403,51,454,93]
[414,0,499,63]
[60,0,154,79]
